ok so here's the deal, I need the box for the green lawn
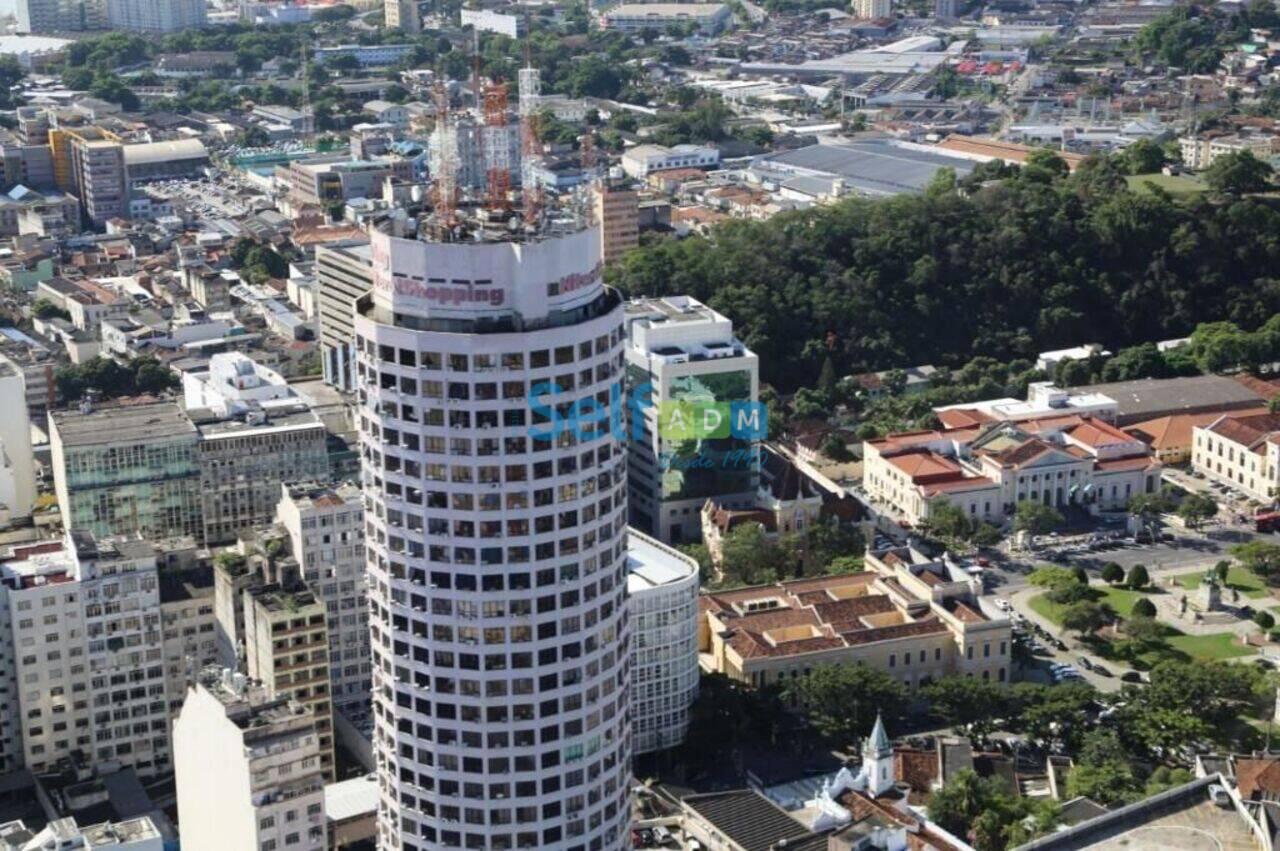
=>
[1125,173,1209,196]
[1028,587,1254,664]
[1027,586,1162,623]
[1174,566,1270,599]
[1164,632,1255,661]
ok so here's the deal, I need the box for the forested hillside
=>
[606,156,1280,390]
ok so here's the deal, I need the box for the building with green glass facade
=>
[50,399,203,541]
[624,295,760,544]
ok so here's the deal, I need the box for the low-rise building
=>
[863,415,1161,527]
[0,816,164,850]
[934,381,1118,429]
[312,44,415,68]
[699,545,1012,689]
[621,144,721,178]
[154,52,237,78]
[1192,411,1280,502]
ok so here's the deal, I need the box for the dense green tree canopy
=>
[608,164,1280,390]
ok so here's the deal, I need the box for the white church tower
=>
[863,713,895,797]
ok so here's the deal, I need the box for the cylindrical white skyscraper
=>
[356,210,632,851]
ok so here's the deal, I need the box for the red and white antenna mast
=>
[483,80,512,210]
[518,64,543,225]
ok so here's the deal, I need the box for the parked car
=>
[1120,671,1143,683]
[1076,656,1093,671]
[1092,664,1112,677]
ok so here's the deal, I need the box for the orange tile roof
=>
[938,133,1087,172]
[1237,757,1280,799]
[1124,410,1274,452]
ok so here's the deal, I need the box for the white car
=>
[995,599,1011,611]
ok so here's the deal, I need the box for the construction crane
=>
[483,80,511,210]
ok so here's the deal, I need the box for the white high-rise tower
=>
[358,205,632,850]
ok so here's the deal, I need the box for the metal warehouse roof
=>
[754,140,976,196]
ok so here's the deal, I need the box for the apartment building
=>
[699,545,1012,688]
[627,531,700,755]
[315,239,373,392]
[460,6,523,36]
[49,127,126,228]
[105,0,205,32]
[852,0,891,18]
[594,183,640,265]
[17,0,105,32]
[0,531,170,777]
[275,482,369,708]
[159,567,217,717]
[213,535,337,781]
[0,362,35,526]
[0,347,55,421]
[624,295,761,544]
[50,400,204,542]
[601,3,731,34]
[1192,412,1280,502]
[863,415,1162,527]
[174,667,327,851]
[242,579,336,781]
[383,0,420,31]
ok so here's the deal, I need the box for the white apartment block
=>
[601,3,731,35]
[852,0,891,18]
[1192,412,1280,502]
[620,144,720,178]
[864,416,1161,527]
[0,531,169,777]
[356,218,632,851]
[626,531,699,755]
[0,361,35,525]
[276,482,370,708]
[624,295,760,544]
[174,667,326,851]
[460,7,524,37]
[105,0,206,32]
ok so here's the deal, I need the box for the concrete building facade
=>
[276,481,370,709]
[50,401,204,542]
[174,667,327,851]
[626,531,699,755]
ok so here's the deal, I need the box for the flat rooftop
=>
[755,140,976,196]
[51,400,196,447]
[1087,375,1269,423]
[626,530,699,592]
[1017,776,1255,851]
